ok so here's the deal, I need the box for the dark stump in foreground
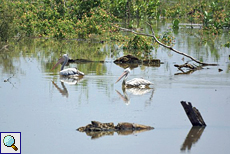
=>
[181,101,206,127]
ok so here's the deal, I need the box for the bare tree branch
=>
[114,23,218,66]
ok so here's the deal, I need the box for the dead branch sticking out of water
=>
[115,23,218,66]
[3,74,17,89]
[4,74,15,82]
[174,63,203,75]
[181,101,206,127]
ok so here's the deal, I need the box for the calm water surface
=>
[0,28,230,154]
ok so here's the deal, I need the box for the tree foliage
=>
[0,0,229,42]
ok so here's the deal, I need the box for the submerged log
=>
[114,54,161,67]
[181,101,206,127]
[114,55,141,64]
[77,121,154,132]
[68,59,104,63]
[77,121,154,139]
[77,121,115,132]
[143,59,161,67]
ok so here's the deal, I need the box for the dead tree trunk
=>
[181,101,206,127]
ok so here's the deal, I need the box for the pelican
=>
[52,54,84,77]
[116,68,153,88]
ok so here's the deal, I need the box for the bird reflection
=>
[116,86,154,105]
[60,76,83,85]
[52,81,69,98]
[180,126,205,152]
[52,76,83,98]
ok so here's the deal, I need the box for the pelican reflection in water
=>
[116,87,154,105]
[52,77,83,98]
[52,54,84,78]
[116,68,153,88]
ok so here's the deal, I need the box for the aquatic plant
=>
[172,19,180,29]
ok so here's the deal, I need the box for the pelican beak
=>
[52,57,65,70]
[116,71,128,83]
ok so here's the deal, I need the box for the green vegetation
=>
[0,0,229,48]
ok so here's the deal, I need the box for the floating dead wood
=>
[114,55,141,63]
[77,121,154,132]
[174,63,203,75]
[114,54,161,67]
[77,121,154,139]
[68,58,104,64]
[181,101,206,127]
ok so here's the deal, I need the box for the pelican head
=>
[116,68,131,84]
[52,54,69,70]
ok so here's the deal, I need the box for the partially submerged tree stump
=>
[181,101,206,127]
[77,121,154,132]
[77,121,154,139]
[114,54,161,67]
[114,55,141,64]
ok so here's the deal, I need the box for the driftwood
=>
[68,58,104,63]
[77,121,154,132]
[114,54,161,68]
[115,23,218,66]
[114,54,141,63]
[174,63,203,75]
[181,101,206,127]
[77,121,154,139]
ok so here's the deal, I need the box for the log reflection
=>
[180,126,205,151]
[83,129,152,140]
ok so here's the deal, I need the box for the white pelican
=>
[52,54,84,77]
[116,68,153,88]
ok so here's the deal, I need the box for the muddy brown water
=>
[0,26,230,154]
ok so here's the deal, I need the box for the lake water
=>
[0,25,230,154]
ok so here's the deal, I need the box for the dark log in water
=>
[114,54,161,67]
[77,121,154,132]
[114,55,141,64]
[77,121,154,139]
[181,101,206,127]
